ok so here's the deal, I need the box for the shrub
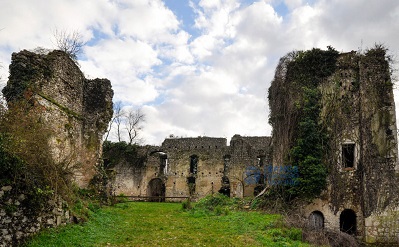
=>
[192,193,237,215]
[181,198,192,210]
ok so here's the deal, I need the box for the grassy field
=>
[25,202,312,247]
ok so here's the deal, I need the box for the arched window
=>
[309,211,324,230]
[340,209,356,235]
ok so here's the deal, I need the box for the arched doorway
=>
[147,178,165,202]
[309,211,324,230]
[218,176,230,197]
[340,209,356,235]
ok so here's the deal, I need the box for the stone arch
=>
[309,211,324,230]
[147,178,165,202]
[340,209,356,235]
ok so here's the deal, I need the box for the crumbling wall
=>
[0,185,70,247]
[269,47,399,244]
[112,135,272,201]
[2,50,113,187]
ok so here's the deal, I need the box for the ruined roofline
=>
[161,134,272,150]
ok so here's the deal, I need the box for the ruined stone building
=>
[111,135,272,201]
[2,49,113,187]
[269,47,399,244]
[112,47,399,244]
[0,49,113,246]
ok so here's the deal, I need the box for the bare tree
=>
[125,108,145,145]
[104,102,145,144]
[53,29,85,62]
[113,102,125,142]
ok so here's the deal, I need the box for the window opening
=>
[342,144,355,168]
[190,155,198,175]
[159,155,168,175]
[257,155,265,167]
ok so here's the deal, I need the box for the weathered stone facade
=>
[269,48,399,244]
[2,49,113,187]
[0,185,70,247]
[112,135,272,201]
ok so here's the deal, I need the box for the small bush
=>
[181,199,192,210]
[287,228,302,241]
[192,193,237,216]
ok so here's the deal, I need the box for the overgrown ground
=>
[25,201,312,247]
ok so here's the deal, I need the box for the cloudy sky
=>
[1,0,399,145]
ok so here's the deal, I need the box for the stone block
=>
[46,218,54,225]
[1,186,12,192]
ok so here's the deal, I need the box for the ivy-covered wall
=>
[269,46,399,244]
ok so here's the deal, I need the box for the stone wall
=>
[112,135,272,201]
[269,48,399,244]
[0,49,113,245]
[2,49,113,187]
[0,185,70,247]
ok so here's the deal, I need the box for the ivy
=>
[102,141,146,169]
[284,47,339,199]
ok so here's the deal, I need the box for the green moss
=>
[38,93,83,120]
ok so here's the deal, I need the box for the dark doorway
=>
[309,211,324,230]
[218,176,230,197]
[147,178,165,202]
[342,144,355,168]
[254,185,265,196]
[187,176,196,196]
[340,209,356,235]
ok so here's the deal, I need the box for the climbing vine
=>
[269,47,339,199]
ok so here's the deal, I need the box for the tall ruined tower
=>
[268,47,399,244]
[2,49,113,187]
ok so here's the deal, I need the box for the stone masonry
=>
[2,49,114,187]
[112,135,272,201]
[269,48,399,244]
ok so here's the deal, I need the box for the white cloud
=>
[116,0,180,42]
[1,0,399,146]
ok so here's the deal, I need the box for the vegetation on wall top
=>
[269,47,340,199]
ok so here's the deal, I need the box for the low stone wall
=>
[0,185,70,247]
[365,208,399,244]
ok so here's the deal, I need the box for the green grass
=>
[25,202,311,247]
